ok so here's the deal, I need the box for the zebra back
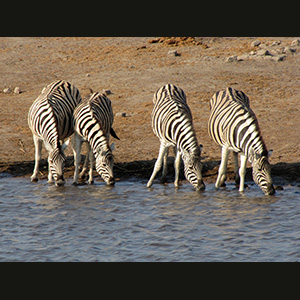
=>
[209,87,268,159]
[73,92,114,151]
[28,80,82,143]
[152,84,197,153]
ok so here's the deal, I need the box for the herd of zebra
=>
[28,80,275,196]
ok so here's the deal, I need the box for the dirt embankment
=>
[0,37,299,185]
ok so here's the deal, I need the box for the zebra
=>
[28,80,82,186]
[147,84,205,190]
[208,87,275,195]
[71,91,119,186]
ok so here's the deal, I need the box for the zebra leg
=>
[79,142,91,180]
[174,147,181,188]
[87,147,94,184]
[147,143,168,188]
[215,146,229,189]
[233,152,240,186]
[31,135,42,182]
[161,147,169,183]
[71,133,83,185]
[47,156,54,184]
[238,153,247,192]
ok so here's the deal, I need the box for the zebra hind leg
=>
[161,147,169,184]
[233,151,249,191]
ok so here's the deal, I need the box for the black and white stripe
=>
[147,84,205,190]
[208,87,275,195]
[71,92,118,185]
[28,80,82,185]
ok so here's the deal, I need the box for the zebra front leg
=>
[87,147,94,184]
[31,135,42,182]
[215,146,229,189]
[71,133,83,185]
[147,143,168,188]
[233,152,240,186]
[47,155,54,184]
[238,153,247,192]
[161,147,169,184]
[79,142,91,180]
[174,147,181,188]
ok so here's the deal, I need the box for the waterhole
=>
[0,176,299,261]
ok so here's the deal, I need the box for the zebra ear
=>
[255,152,261,160]
[268,149,273,158]
[61,139,69,152]
[110,143,115,152]
[181,148,190,162]
[199,144,203,153]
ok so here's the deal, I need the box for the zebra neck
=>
[43,135,60,152]
[179,139,200,157]
[177,127,199,155]
[42,120,60,152]
[247,140,267,163]
[93,142,110,159]
[87,125,109,156]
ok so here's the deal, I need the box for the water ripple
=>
[0,177,300,261]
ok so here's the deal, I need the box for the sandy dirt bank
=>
[0,37,299,186]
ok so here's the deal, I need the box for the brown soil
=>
[0,37,299,186]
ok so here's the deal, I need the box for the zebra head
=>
[181,146,205,191]
[95,143,115,186]
[48,147,66,186]
[251,151,275,195]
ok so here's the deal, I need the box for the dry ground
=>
[0,37,299,185]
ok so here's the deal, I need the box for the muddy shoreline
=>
[1,156,299,187]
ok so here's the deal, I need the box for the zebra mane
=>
[88,92,113,135]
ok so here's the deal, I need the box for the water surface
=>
[0,176,300,261]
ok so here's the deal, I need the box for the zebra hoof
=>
[161,177,168,184]
[31,177,38,182]
[146,181,153,188]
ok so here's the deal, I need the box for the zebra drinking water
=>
[208,87,275,195]
[71,91,119,186]
[147,84,205,190]
[28,80,82,186]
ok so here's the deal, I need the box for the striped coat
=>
[208,87,275,195]
[71,92,118,185]
[147,84,205,190]
[28,80,81,185]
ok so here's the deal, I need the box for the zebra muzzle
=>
[266,183,275,195]
[106,176,115,186]
[55,176,65,186]
[196,179,205,191]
